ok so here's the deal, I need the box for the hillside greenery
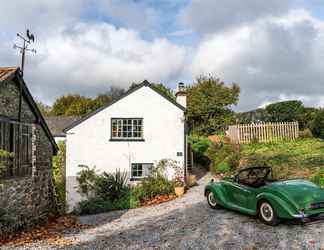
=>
[241,138,324,180]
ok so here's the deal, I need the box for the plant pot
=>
[174,186,185,197]
[186,175,197,187]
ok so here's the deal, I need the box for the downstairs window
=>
[131,163,153,180]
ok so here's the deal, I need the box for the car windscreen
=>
[238,168,270,181]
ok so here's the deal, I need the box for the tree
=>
[36,101,52,116]
[186,76,240,135]
[265,100,305,128]
[108,86,125,101]
[152,83,175,100]
[52,95,81,116]
[129,82,175,100]
[311,109,324,139]
[52,95,98,117]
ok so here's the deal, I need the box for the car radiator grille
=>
[310,202,324,210]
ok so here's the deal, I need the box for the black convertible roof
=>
[238,166,271,173]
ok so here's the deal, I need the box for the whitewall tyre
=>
[259,201,279,226]
[207,191,219,209]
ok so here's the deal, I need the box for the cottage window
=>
[111,118,143,140]
[0,119,32,178]
[131,163,153,180]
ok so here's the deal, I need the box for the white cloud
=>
[190,9,324,110]
[0,0,86,36]
[21,23,185,103]
[180,0,292,34]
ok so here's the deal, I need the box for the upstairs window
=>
[111,118,143,140]
[131,163,153,180]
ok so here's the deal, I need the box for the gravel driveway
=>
[4,173,324,250]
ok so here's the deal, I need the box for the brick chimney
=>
[175,82,186,108]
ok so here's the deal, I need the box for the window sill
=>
[130,177,145,181]
[109,138,145,142]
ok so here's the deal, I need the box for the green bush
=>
[299,128,313,139]
[310,168,324,188]
[216,161,231,173]
[77,197,114,215]
[95,170,128,202]
[139,176,173,201]
[311,109,324,139]
[76,165,98,198]
[75,161,176,215]
[75,188,141,215]
[207,142,241,174]
[52,141,66,213]
[188,135,212,166]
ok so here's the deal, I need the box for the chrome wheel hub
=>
[208,192,217,206]
[260,203,274,222]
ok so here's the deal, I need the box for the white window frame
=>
[131,163,153,180]
[111,118,143,140]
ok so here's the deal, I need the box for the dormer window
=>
[111,118,143,141]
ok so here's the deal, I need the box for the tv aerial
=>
[13,29,36,76]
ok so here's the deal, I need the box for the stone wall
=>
[0,80,35,122]
[0,78,56,234]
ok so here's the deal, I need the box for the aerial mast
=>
[13,30,36,168]
[14,29,36,76]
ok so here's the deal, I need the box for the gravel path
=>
[4,173,324,250]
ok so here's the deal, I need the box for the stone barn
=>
[0,67,58,234]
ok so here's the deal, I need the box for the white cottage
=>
[64,81,187,210]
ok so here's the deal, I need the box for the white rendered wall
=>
[54,136,66,144]
[66,86,185,210]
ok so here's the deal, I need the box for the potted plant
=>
[173,176,185,197]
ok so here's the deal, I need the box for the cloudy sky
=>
[1,0,324,111]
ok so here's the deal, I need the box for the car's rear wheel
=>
[206,191,219,209]
[258,200,279,226]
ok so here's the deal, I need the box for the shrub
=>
[76,165,98,198]
[207,142,241,174]
[216,161,231,173]
[52,141,66,213]
[188,135,212,166]
[311,109,324,139]
[310,168,324,188]
[95,170,128,202]
[299,128,313,139]
[77,197,114,215]
[139,175,174,202]
[75,168,135,215]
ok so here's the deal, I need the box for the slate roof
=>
[0,66,58,154]
[45,116,80,137]
[0,67,18,81]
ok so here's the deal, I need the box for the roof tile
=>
[0,67,18,81]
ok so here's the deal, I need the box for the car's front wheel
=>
[258,200,279,226]
[206,191,219,209]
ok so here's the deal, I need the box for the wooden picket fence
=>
[227,122,299,144]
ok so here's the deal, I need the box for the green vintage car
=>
[205,167,324,225]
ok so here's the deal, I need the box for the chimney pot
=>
[176,82,187,108]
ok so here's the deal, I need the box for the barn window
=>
[0,119,32,178]
[111,118,143,140]
[131,163,153,180]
